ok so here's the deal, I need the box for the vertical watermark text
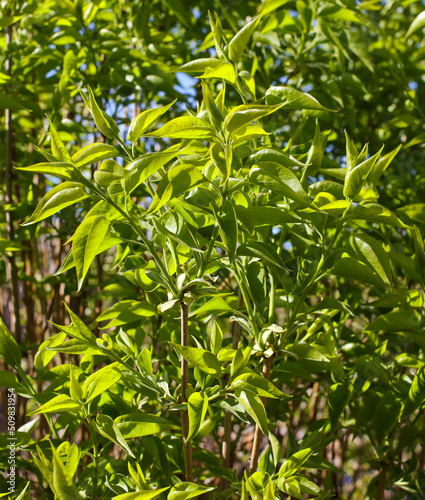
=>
[6,388,17,494]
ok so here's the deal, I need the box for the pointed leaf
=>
[128,100,176,142]
[234,389,268,434]
[82,364,122,402]
[350,233,392,286]
[231,372,290,399]
[148,164,204,214]
[225,103,284,134]
[23,182,89,226]
[72,215,110,291]
[170,342,221,378]
[112,488,170,500]
[0,318,21,366]
[402,366,425,418]
[145,117,215,140]
[48,118,72,162]
[343,146,384,199]
[115,413,177,438]
[72,143,118,168]
[328,383,350,432]
[187,392,209,440]
[168,482,215,500]
[96,414,135,458]
[15,162,74,180]
[229,15,262,63]
[265,86,332,111]
[123,149,180,195]
[29,395,81,415]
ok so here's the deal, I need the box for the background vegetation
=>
[2,0,425,498]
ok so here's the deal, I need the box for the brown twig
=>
[180,301,193,481]
[249,354,275,473]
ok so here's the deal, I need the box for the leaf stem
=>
[180,301,193,482]
[100,191,179,296]
[249,353,275,473]
[376,461,388,500]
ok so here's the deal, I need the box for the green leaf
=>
[191,297,234,318]
[278,448,313,480]
[97,300,157,328]
[187,392,209,440]
[201,82,223,129]
[137,348,154,376]
[234,389,268,434]
[402,366,425,418]
[34,332,68,371]
[94,160,131,187]
[128,100,176,142]
[331,256,386,288]
[233,124,269,145]
[352,203,406,227]
[199,61,236,84]
[168,482,215,500]
[112,488,170,500]
[14,482,30,500]
[406,11,425,37]
[81,85,119,139]
[145,117,215,140]
[242,206,299,228]
[170,342,221,378]
[51,445,81,500]
[367,310,422,332]
[48,118,72,162]
[30,394,81,415]
[123,149,180,195]
[328,383,350,432]
[0,318,21,367]
[372,391,401,444]
[96,414,135,458]
[231,372,290,399]
[369,144,401,183]
[0,93,24,110]
[0,15,24,27]
[148,164,204,214]
[22,182,89,226]
[225,103,284,134]
[115,413,177,438]
[350,233,392,287]
[57,442,80,479]
[247,148,305,169]
[216,200,238,262]
[72,215,110,291]
[0,370,19,387]
[15,162,74,180]
[305,119,324,177]
[82,364,122,402]
[249,162,311,206]
[69,366,83,402]
[72,143,118,168]
[208,11,225,58]
[178,58,222,73]
[154,212,204,252]
[369,290,423,309]
[343,146,384,199]
[265,86,332,111]
[210,322,223,355]
[0,238,26,252]
[237,241,288,272]
[64,303,97,343]
[228,15,261,63]
[259,0,291,15]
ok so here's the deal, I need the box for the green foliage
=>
[2,1,425,499]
